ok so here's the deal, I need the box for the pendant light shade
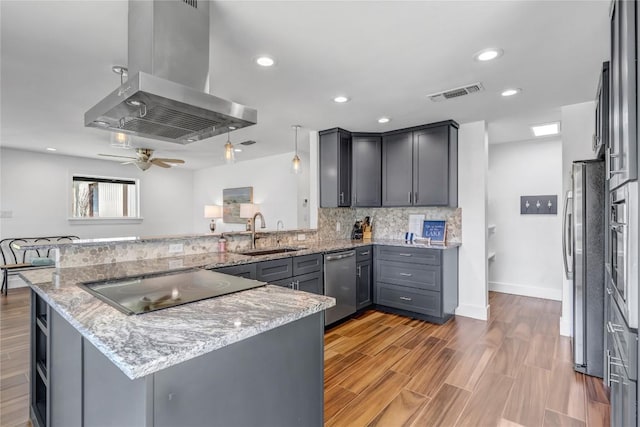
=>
[291,125,302,174]
[224,126,236,164]
[110,131,132,149]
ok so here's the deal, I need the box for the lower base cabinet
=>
[356,246,373,310]
[272,271,323,295]
[605,280,638,427]
[373,245,458,324]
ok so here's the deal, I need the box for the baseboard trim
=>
[559,316,572,337]
[455,303,490,321]
[489,281,562,301]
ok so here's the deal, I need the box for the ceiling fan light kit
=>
[99,148,185,171]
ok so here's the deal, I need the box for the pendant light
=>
[291,125,302,174]
[224,126,236,164]
[110,131,132,149]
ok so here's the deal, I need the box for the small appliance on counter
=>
[351,216,372,240]
[351,220,363,240]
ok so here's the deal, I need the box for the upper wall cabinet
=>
[609,0,637,189]
[352,134,382,207]
[382,122,458,207]
[319,128,352,207]
[320,120,458,208]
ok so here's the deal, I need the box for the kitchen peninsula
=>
[22,246,335,427]
[20,232,459,427]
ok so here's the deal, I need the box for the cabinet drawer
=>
[377,260,440,291]
[212,264,257,280]
[292,254,322,276]
[376,283,441,317]
[356,246,372,262]
[256,258,293,282]
[375,246,441,265]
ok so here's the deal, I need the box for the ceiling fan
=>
[99,148,185,171]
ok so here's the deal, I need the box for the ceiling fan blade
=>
[99,154,137,160]
[150,159,171,168]
[120,161,135,165]
[154,158,185,164]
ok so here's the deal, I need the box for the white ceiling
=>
[1,1,609,170]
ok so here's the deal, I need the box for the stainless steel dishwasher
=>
[323,250,356,325]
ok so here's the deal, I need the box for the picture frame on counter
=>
[422,220,447,245]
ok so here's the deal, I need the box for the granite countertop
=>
[22,265,334,380]
[18,238,459,380]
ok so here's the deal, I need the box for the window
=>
[71,175,139,218]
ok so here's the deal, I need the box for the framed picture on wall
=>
[223,187,253,223]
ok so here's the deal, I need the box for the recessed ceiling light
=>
[234,148,243,152]
[46,147,57,152]
[473,48,504,62]
[378,117,390,124]
[256,56,275,67]
[531,122,561,137]
[501,88,521,97]
[333,96,350,103]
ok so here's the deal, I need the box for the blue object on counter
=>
[30,257,55,266]
[422,220,447,242]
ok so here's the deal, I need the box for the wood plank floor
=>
[0,288,610,427]
[325,292,610,427]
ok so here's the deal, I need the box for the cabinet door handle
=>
[414,192,418,204]
[609,322,625,333]
[398,253,412,257]
[296,280,300,290]
[399,273,413,277]
[359,251,370,256]
[340,192,344,204]
[399,296,413,301]
[408,192,412,203]
[357,265,361,277]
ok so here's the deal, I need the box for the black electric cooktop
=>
[79,269,265,315]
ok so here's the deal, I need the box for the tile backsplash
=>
[318,207,461,243]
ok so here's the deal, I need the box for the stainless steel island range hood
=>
[85,0,257,144]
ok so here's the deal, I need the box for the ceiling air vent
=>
[240,140,257,146]
[427,82,485,102]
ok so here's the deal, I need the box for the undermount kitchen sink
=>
[239,247,304,256]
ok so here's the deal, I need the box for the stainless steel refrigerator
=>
[564,159,605,378]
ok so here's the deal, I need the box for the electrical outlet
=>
[336,221,341,232]
[297,233,306,241]
[169,243,184,253]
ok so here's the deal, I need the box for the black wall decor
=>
[520,195,558,215]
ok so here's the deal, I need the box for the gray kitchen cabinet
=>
[256,258,293,282]
[593,61,609,159]
[373,245,458,324]
[382,131,414,206]
[212,263,257,280]
[414,125,458,206]
[272,272,323,295]
[356,246,373,310]
[605,281,638,427]
[267,254,324,295]
[352,134,382,207]
[609,0,637,190]
[382,121,458,207]
[319,128,351,207]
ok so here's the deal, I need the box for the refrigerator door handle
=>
[562,191,574,279]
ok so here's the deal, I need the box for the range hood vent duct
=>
[427,82,485,102]
[85,0,257,144]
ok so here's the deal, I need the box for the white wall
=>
[457,121,489,320]
[559,101,597,336]
[0,148,194,239]
[488,138,563,300]
[192,152,305,233]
